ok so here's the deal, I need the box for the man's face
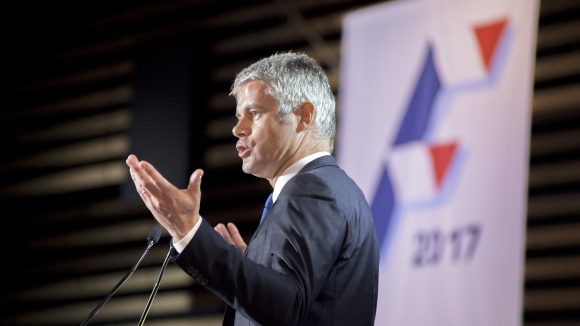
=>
[232,81,301,180]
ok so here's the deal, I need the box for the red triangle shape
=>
[429,142,458,189]
[474,18,507,72]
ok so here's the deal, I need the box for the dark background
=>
[0,0,579,325]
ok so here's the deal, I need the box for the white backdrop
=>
[337,0,539,325]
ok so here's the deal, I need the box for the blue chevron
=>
[393,45,441,146]
[372,44,441,249]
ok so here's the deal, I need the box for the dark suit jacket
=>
[173,155,379,325]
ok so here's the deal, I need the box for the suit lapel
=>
[223,305,235,326]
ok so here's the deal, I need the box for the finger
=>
[135,176,156,210]
[126,157,172,230]
[126,154,139,168]
[187,169,204,195]
[139,160,175,193]
[133,162,166,200]
[128,163,150,197]
[129,166,171,225]
[127,155,147,187]
[226,223,243,241]
[214,223,233,245]
[129,167,155,207]
[214,223,226,238]
[227,223,247,249]
[126,155,142,187]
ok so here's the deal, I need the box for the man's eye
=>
[250,111,262,119]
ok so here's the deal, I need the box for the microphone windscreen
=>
[148,227,162,244]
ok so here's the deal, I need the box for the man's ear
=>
[297,102,314,131]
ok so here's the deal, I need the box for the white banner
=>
[337,0,538,325]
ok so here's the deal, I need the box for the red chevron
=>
[474,18,508,72]
[429,142,458,189]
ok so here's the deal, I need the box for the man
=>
[126,52,379,325]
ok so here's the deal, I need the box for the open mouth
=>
[236,143,251,158]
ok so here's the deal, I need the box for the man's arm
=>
[174,219,307,325]
[174,174,346,325]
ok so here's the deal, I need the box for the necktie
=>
[259,193,273,225]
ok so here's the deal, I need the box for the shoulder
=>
[281,161,347,201]
[282,162,368,214]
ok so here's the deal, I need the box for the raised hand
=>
[126,154,203,241]
[214,223,247,253]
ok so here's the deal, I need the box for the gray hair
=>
[230,51,336,138]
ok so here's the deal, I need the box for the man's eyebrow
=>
[236,104,261,116]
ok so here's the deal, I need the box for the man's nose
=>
[232,118,249,138]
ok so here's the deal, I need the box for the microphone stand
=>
[138,247,172,325]
[80,227,161,326]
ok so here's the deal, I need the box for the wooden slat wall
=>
[525,0,580,325]
[0,0,579,325]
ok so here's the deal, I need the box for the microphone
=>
[80,227,162,326]
[137,246,172,325]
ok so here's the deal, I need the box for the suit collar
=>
[299,154,338,174]
[272,152,331,203]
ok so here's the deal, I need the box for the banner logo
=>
[372,18,512,260]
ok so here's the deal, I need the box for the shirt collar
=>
[272,152,331,203]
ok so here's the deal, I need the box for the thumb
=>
[187,169,204,193]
